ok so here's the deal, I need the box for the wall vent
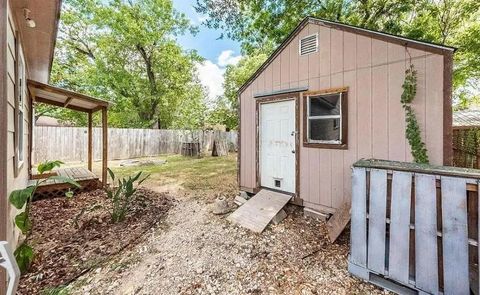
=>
[299,33,318,56]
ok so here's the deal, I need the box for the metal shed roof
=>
[453,110,480,127]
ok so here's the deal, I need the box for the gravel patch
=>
[69,192,386,295]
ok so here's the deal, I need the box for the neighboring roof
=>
[10,0,62,83]
[28,80,110,113]
[35,116,63,127]
[238,17,456,95]
[453,110,480,127]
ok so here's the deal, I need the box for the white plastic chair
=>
[0,242,20,295]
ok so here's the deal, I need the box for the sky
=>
[172,0,242,103]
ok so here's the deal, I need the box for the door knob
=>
[291,150,296,154]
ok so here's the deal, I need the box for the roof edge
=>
[48,0,63,83]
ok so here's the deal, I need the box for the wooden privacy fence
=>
[453,127,480,169]
[349,159,479,295]
[33,127,237,164]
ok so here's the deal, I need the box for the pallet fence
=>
[33,126,237,164]
[349,159,479,294]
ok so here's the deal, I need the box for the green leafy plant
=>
[105,168,149,223]
[9,160,81,273]
[401,64,429,164]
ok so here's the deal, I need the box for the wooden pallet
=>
[350,161,480,294]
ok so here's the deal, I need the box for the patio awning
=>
[27,79,110,185]
[27,80,110,113]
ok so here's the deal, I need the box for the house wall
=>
[1,0,8,292]
[240,22,447,213]
[5,1,31,248]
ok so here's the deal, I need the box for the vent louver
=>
[299,34,318,56]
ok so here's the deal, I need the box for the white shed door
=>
[260,99,296,193]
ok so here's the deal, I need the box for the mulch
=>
[17,188,173,294]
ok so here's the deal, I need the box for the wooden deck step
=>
[227,189,291,233]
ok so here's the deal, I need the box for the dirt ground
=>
[31,155,386,294]
[19,188,172,294]
[67,191,385,294]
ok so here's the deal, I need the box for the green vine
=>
[401,63,429,164]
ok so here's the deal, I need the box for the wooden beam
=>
[87,112,93,172]
[0,0,8,293]
[101,107,108,186]
[34,96,92,113]
[63,96,73,107]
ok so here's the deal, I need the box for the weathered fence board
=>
[33,127,237,163]
[350,167,367,267]
[388,171,412,285]
[367,169,387,275]
[441,176,470,294]
[349,159,480,294]
[414,173,439,294]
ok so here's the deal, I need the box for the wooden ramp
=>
[227,189,291,233]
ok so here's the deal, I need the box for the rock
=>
[212,197,230,215]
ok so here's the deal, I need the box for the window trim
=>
[14,33,25,175]
[302,87,348,149]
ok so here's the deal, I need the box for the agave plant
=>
[105,168,149,223]
[9,160,80,273]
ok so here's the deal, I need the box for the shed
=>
[238,17,455,215]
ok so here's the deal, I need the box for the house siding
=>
[5,1,31,248]
[239,22,445,213]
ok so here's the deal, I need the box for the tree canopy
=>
[44,0,207,129]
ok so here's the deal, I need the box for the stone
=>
[212,197,230,215]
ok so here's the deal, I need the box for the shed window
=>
[303,89,348,149]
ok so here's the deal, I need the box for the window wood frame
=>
[302,87,348,149]
[14,32,25,175]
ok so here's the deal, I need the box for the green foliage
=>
[9,161,80,273]
[14,243,34,274]
[402,64,429,164]
[37,160,64,175]
[48,0,207,128]
[9,186,35,209]
[105,168,149,223]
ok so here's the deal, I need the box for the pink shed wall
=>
[239,22,446,212]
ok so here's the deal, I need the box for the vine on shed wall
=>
[401,63,429,164]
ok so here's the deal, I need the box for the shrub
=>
[105,168,149,223]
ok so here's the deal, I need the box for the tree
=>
[49,0,207,128]
[211,52,268,129]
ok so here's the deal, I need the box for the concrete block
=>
[271,209,287,225]
[234,196,247,206]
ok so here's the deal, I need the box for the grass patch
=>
[110,154,238,195]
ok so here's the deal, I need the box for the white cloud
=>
[196,50,242,104]
[197,60,226,104]
[217,50,242,67]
